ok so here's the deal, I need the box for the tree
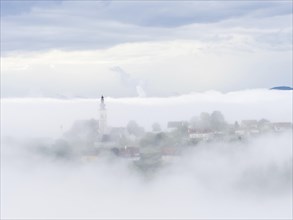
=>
[258,118,270,129]
[127,120,144,137]
[234,121,240,130]
[210,111,227,131]
[199,112,211,130]
[152,122,162,133]
[52,139,72,159]
[190,116,200,129]
[140,132,167,147]
[63,119,99,145]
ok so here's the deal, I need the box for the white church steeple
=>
[99,95,107,135]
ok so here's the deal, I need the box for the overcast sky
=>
[1,1,292,97]
[1,3,292,218]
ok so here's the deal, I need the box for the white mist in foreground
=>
[1,89,292,219]
[1,132,292,219]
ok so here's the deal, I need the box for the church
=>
[94,95,140,158]
[99,95,107,136]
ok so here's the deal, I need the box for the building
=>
[99,95,107,135]
[189,132,213,142]
[188,127,214,142]
[167,121,188,132]
[272,122,293,132]
[241,120,258,129]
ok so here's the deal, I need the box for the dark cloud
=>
[19,1,293,24]
[0,1,62,16]
[2,1,291,26]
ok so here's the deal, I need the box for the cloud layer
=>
[1,1,292,52]
[1,1,292,95]
[2,41,292,97]
[1,89,292,138]
[1,88,292,219]
[2,131,292,219]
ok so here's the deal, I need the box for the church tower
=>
[99,95,107,135]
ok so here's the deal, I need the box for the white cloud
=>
[1,87,292,219]
[1,40,292,97]
[1,2,291,95]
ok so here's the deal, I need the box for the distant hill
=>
[270,86,293,90]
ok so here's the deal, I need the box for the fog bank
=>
[1,89,292,219]
[1,89,292,138]
[1,132,292,219]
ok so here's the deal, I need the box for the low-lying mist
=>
[2,132,292,219]
[1,89,292,138]
[1,89,292,219]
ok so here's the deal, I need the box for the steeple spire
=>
[99,95,107,135]
[100,95,105,110]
